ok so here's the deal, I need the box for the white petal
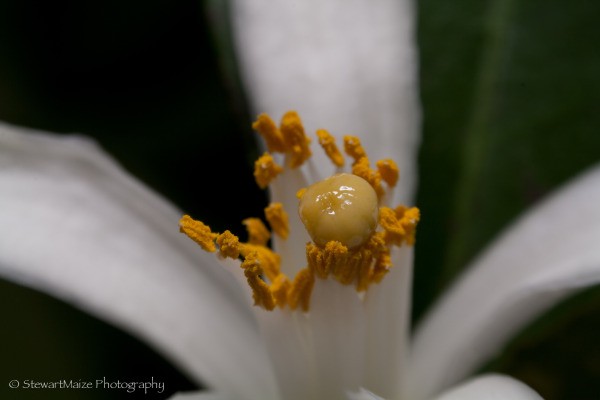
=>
[253,280,367,400]
[269,167,313,277]
[255,308,315,400]
[363,246,414,399]
[230,0,421,203]
[309,279,367,399]
[408,163,600,399]
[432,374,543,400]
[347,387,385,400]
[353,376,541,400]
[0,122,277,399]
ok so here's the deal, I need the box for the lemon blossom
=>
[4,112,600,400]
[1,1,600,400]
[0,114,600,399]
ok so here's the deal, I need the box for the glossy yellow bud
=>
[298,173,378,248]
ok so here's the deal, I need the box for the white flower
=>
[1,1,599,400]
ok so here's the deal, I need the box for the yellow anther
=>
[270,274,291,308]
[343,135,367,161]
[254,152,284,189]
[216,230,241,259]
[371,251,392,284]
[341,135,386,196]
[379,207,405,244]
[316,129,345,167]
[253,113,285,152]
[280,111,312,168]
[253,111,311,169]
[335,250,366,286]
[351,157,384,198]
[242,218,271,246]
[287,268,315,312]
[396,206,421,245]
[242,252,276,311]
[296,188,307,199]
[379,206,421,246]
[376,159,400,187]
[306,236,391,291]
[299,173,379,248]
[306,241,348,279]
[179,215,217,252]
[265,202,290,239]
[240,244,281,282]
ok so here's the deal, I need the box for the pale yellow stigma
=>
[180,111,420,312]
[298,173,379,248]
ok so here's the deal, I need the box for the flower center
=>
[179,111,420,312]
[299,173,378,248]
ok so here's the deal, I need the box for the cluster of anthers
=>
[179,111,420,312]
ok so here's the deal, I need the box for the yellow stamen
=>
[316,129,345,167]
[296,188,307,199]
[179,215,217,252]
[371,251,392,284]
[254,152,283,189]
[241,252,276,311]
[180,110,420,313]
[242,217,271,246]
[287,268,315,312]
[379,206,421,246]
[252,111,312,168]
[280,111,312,168]
[305,235,389,291]
[240,244,281,282]
[395,206,421,245]
[351,157,385,198]
[216,231,241,259]
[265,202,290,239]
[270,274,291,308]
[306,241,348,279]
[379,207,405,245]
[377,159,400,188]
[252,113,285,153]
[343,135,367,161]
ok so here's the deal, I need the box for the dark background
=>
[0,0,599,399]
[0,1,260,399]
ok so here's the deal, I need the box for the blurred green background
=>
[0,0,599,399]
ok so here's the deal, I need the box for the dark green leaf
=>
[415,0,600,398]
